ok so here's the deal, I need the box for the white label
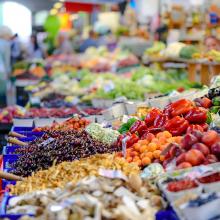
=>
[99,168,128,181]
[122,136,130,158]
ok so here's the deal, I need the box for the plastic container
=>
[2,180,16,190]
[165,186,202,203]
[18,137,36,142]
[12,127,34,132]
[156,209,179,220]
[0,196,33,219]
[3,155,19,169]
[181,195,220,220]
[17,131,44,137]
[2,146,22,155]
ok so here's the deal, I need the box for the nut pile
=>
[11,131,120,177]
[10,154,140,195]
[8,175,162,220]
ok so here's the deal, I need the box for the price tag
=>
[40,137,55,146]
[99,168,128,181]
[30,96,40,106]
[122,136,130,158]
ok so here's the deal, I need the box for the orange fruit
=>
[145,152,153,159]
[151,138,159,144]
[130,151,138,157]
[138,140,149,145]
[133,156,140,161]
[160,144,167,151]
[134,159,142,166]
[156,132,164,139]
[147,143,157,152]
[160,155,165,162]
[133,143,141,151]
[159,137,167,145]
[140,145,147,153]
[141,157,151,166]
[126,157,133,163]
[174,136,182,144]
[163,131,172,138]
[153,150,162,159]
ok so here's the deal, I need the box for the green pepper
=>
[206,111,213,124]
[212,96,220,106]
[210,106,220,114]
[118,118,137,134]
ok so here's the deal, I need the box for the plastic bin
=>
[156,209,179,220]
[3,155,19,169]
[11,127,34,132]
[2,180,16,190]
[0,196,33,219]
[2,146,22,155]
[18,131,44,137]
[18,137,36,142]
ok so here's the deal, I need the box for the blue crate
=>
[3,155,19,169]
[12,127,34,132]
[18,137,36,142]
[18,131,44,137]
[0,196,34,219]
[2,146,22,155]
[156,209,179,220]
[2,180,16,190]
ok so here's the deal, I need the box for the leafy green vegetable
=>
[179,46,198,59]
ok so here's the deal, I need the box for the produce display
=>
[11,130,119,177]
[8,175,162,220]
[9,154,140,195]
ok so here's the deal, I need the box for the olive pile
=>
[12,130,120,177]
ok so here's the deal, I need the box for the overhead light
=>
[50,8,58,15]
[59,0,65,2]
[54,2,63,9]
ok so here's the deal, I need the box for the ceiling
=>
[1,0,125,12]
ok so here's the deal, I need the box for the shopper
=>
[205,36,220,52]
[11,33,22,66]
[53,32,73,55]
[27,35,43,59]
[0,26,12,107]
[79,30,99,52]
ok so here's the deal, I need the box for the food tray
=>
[2,146,22,155]
[0,196,33,219]
[11,127,34,132]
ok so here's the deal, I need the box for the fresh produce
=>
[117,131,182,167]
[9,154,140,195]
[11,130,120,177]
[179,45,198,59]
[162,42,186,58]
[118,118,137,134]
[85,123,120,145]
[33,117,90,132]
[144,41,166,55]
[162,129,220,169]
[167,179,198,192]
[198,172,220,183]
[8,175,162,220]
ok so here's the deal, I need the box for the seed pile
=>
[11,131,120,177]
[9,154,140,195]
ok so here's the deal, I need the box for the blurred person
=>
[79,30,99,53]
[27,35,43,59]
[205,36,220,52]
[11,33,22,65]
[53,32,73,55]
[0,26,12,107]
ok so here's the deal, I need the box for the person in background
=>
[53,32,73,55]
[0,26,12,107]
[79,30,99,53]
[11,33,22,65]
[27,35,43,59]
[205,36,220,52]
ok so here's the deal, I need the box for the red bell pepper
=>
[200,123,209,131]
[129,120,142,133]
[165,99,194,117]
[164,116,189,136]
[187,124,204,133]
[154,114,169,128]
[126,134,139,148]
[145,108,162,126]
[184,107,207,124]
[137,124,148,136]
